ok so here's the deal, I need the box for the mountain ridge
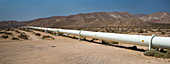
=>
[0,12,169,28]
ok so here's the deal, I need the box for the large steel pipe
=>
[26,26,170,49]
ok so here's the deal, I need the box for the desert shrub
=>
[12,37,19,40]
[0,32,5,34]
[6,28,10,31]
[5,28,14,31]
[101,40,108,44]
[42,35,54,40]
[53,32,56,35]
[35,33,41,36]
[51,46,56,48]
[18,33,28,40]
[1,35,8,39]
[4,32,13,35]
[15,30,21,33]
[154,52,165,58]
[138,29,144,33]
[144,50,159,56]
[161,32,166,35]
[26,30,33,32]
[165,51,170,59]
[144,50,170,59]
[110,41,119,44]
[10,29,15,31]
[48,31,53,34]
[92,38,99,40]
[144,50,166,58]
[22,32,25,34]
[58,32,63,36]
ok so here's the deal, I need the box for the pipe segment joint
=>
[78,31,82,42]
[149,34,156,50]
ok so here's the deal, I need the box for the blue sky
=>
[0,0,170,21]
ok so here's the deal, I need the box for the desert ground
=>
[0,29,170,64]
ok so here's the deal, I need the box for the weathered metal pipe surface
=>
[26,26,170,49]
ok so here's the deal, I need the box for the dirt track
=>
[0,30,170,64]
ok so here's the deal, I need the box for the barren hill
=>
[27,12,149,27]
[0,21,33,28]
[4,12,170,28]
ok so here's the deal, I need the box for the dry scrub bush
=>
[12,37,19,40]
[35,33,41,36]
[15,30,21,33]
[144,50,170,58]
[110,41,119,44]
[102,40,119,45]
[1,35,8,39]
[144,50,159,56]
[154,52,165,58]
[42,35,54,40]
[18,33,28,40]
[0,32,5,34]
[165,51,170,59]
[4,32,13,35]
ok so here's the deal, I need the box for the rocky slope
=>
[134,14,147,18]
[140,12,170,23]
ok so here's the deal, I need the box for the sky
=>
[0,0,170,21]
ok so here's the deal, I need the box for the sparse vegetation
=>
[138,29,144,33]
[101,40,119,45]
[101,40,108,44]
[165,51,170,59]
[161,32,166,35]
[0,31,5,34]
[4,28,15,31]
[144,50,170,59]
[58,32,63,36]
[154,52,165,58]
[109,41,119,44]
[22,32,25,34]
[18,33,28,40]
[15,30,21,33]
[42,35,54,40]
[12,37,19,40]
[20,28,33,32]
[1,35,8,39]
[35,33,41,36]
[6,28,11,31]
[3,32,13,35]
[144,50,159,56]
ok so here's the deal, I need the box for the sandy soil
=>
[0,30,170,64]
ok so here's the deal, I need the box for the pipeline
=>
[25,26,170,50]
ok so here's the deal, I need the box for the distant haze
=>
[0,0,170,21]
